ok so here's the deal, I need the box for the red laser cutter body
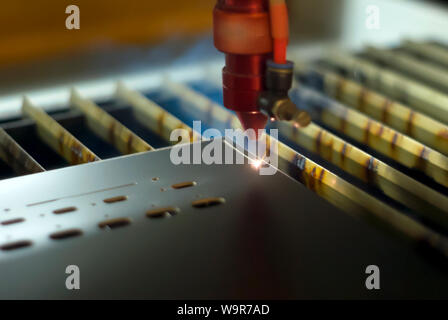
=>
[213,0,272,132]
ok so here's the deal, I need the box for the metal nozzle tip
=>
[236,112,268,139]
[293,111,312,128]
[272,99,312,128]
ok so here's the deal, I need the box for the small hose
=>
[269,0,289,64]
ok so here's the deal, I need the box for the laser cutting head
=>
[213,0,272,133]
[213,0,310,133]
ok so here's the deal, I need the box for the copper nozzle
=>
[271,98,311,128]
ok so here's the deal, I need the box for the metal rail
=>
[322,51,448,125]
[277,118,448,229]
[290,87,448,188]
[0,128,44,175]
[364,46,448,93]
[295,65,448,156]
[22,98,100,165]
[115,83,200,144]
[70,89,153,154]
[402,40,448,69]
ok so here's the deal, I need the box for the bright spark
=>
[252,159,263,169]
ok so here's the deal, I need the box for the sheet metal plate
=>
[0,140,447,299]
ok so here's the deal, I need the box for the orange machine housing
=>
[0,0,213,67]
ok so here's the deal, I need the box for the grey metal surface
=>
[0,140,447,299]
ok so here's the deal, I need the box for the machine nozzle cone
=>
[236,111,268,139]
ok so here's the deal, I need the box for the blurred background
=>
[1,0,340,68]
[1,0,447,94]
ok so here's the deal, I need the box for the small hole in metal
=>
[103,196,128,204]
[146,207,179,219]
[0,240,32,251]
[172,181,197,189]
[1,218,25,226]
[50,229,83,240]
[152,177,159,181]
[53,207,77,214]
[192,197,226,208]
[98,217,131,230]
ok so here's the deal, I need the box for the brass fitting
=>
[258,60,311,128]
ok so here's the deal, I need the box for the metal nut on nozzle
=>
[292,110,311,128]
[272,99,311,128]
